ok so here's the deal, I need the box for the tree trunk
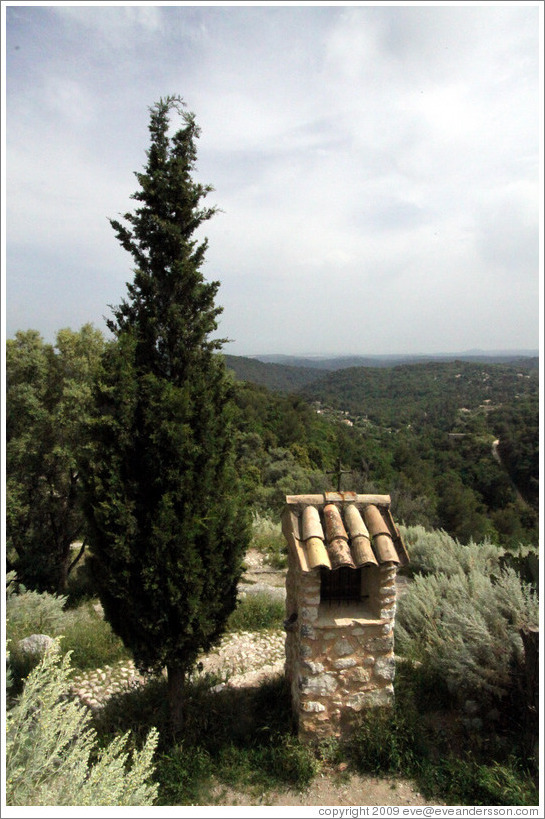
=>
[167,665,186,735]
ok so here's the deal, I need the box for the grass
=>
[250,513,288,570]
[226,592,285,632]
[92,672,318,805]
[6,587,130,692]
[346,661,539,807]
[418,755,539,807]
[90,658,538,807]
[58,601,131,670]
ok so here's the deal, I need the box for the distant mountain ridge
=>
[223,352,538,395]
[222,355,324,393]
[251,352,539,370]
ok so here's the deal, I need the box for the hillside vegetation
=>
[6,335,539,807]
[300,359,537,428]
[223,354,323,393]
[251,352,539,371]
[228,359,538,548]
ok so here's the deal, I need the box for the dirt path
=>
[209,771,440,807]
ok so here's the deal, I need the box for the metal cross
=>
[327,458,352,492]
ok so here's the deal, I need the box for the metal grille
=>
[320,567,364,606]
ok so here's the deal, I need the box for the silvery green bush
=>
[400,525,504,577]
[6,571,67,643]
[6,644,158,806]
[397,528,538,704]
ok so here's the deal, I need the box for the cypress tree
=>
[82,96,250,731]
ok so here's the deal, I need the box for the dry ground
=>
[208,771,440,807]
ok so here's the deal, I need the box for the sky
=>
[2,1,543,357]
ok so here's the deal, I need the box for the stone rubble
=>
[69,629,286,713]
[68,553,288,713]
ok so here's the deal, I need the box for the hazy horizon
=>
[232,348,540,360]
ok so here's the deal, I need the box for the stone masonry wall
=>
[285,561,398,742]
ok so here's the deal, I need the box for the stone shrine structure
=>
[282,491,409,742]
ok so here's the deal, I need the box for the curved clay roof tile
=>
[302,505,325,541]
[324,504,355,569]
[301,506,330,569]
[363,504,400,564]
[344,505,378,566]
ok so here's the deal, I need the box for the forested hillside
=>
[299,359,538,430]
[7,333,539,596]
[228,359,539,548]
[223,355,323,393]
[253,353,539,371]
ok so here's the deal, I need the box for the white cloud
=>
[57,4,165,47]
[4,3,541,354]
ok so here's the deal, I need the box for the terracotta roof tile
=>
[282,493,409,573]
[323,503,355,569]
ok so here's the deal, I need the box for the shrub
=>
[251,512,288,569]
[397,567,537,704]
[5,644,159,806]
[396,528,538,709]
[6,576,67,644]
[400,525,503,577]
[226,592,285,631]
[6,580,130,690]
[58,601,131,670]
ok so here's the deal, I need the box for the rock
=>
[301,700,326,712]
[373,655,396,682]
[333,657,357,670]
[16,634,57,659]
[300,672,337,696]
[302,661,325,675]
[333,639,354,657]
[344,666,372,683]
[365,635,394,654]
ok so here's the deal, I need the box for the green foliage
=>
[96,671,315,805]
[492,395,539,507]
[349,703,427,776]
[396,528,538,707]
[157,743,214,805]
[82,97,250,731]
[5,645,158,806]
[417,755,538,807]
[56,601,132,670]
[226,593,285,632]
[302,360,538,432]
[216,734,319,792]
[6,325,105,593]
[6,576,67,643]
[401,525,503,577]
[251,513,287,568]
[224,354,321,393]
[227,359,538,546]
[347,664,538,806]
[6,577,129,691]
